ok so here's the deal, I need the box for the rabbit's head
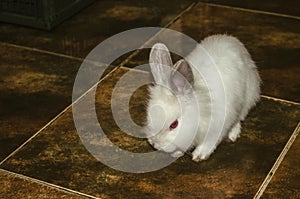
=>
[144,43,196,154]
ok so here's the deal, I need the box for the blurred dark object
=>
[0,0,95,30]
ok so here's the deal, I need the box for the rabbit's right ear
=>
[171,59,194,95]
[149,43,173,86]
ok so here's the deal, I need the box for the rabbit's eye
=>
[169,120,178,130]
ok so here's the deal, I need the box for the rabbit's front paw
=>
[171,151,184,158]
[228,122,241,142]
[192,145,216,162]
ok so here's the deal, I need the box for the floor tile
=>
[126,3,300,102]
[262,126,300,198]
[0,44,86,161]
[0,169,85,199]
[0,0,194,61]
[1,67,300,198]
[199,0,300,17]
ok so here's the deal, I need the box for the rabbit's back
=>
[187,35,261,140]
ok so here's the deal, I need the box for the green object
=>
[0,0,95,30]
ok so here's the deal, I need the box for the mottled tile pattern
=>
[0,44,84,161]
[263,126,300,198]
[126,3,300,102]
[0,0,194,60]
[199,0,300,17]
[0,169,85,199]
[1,68,300,198]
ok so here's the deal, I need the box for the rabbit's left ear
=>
[171,59,194,95]
[149,43,173,86]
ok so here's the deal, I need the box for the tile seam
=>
[260,95,300,106]
[162,2,196,30]
[0,41,85,62]
[199,2,300,20]
[119,2,196,67]
[0,103,72,166]
[0,168,99,199]
[253,121,300,199]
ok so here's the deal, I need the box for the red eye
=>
[169,120,178,130]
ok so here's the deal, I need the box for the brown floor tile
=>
[199,0,300,17]
[0,169,85,199]
[1,67,300,198]
[0,44,89,161]
[0,0,194,61]
[262,125,300,198]
[126,3,300,102]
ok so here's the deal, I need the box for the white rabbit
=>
[144,35,261,161]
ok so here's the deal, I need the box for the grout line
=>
[0,65,120,166]
[0,41,85,62]
[164,2,196,27]
[199,2,300,20]
[119,65,149,74]
[0,104,72,166]
[119,2,196,67]
[253,122,300,199]
[0,168,99,199]
[261,95,300,106]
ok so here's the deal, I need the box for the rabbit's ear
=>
[149,43,173,85]
[171,59,194,95]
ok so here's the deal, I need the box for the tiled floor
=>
[0,1,299,198]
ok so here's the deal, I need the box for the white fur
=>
[145,35,261,161]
